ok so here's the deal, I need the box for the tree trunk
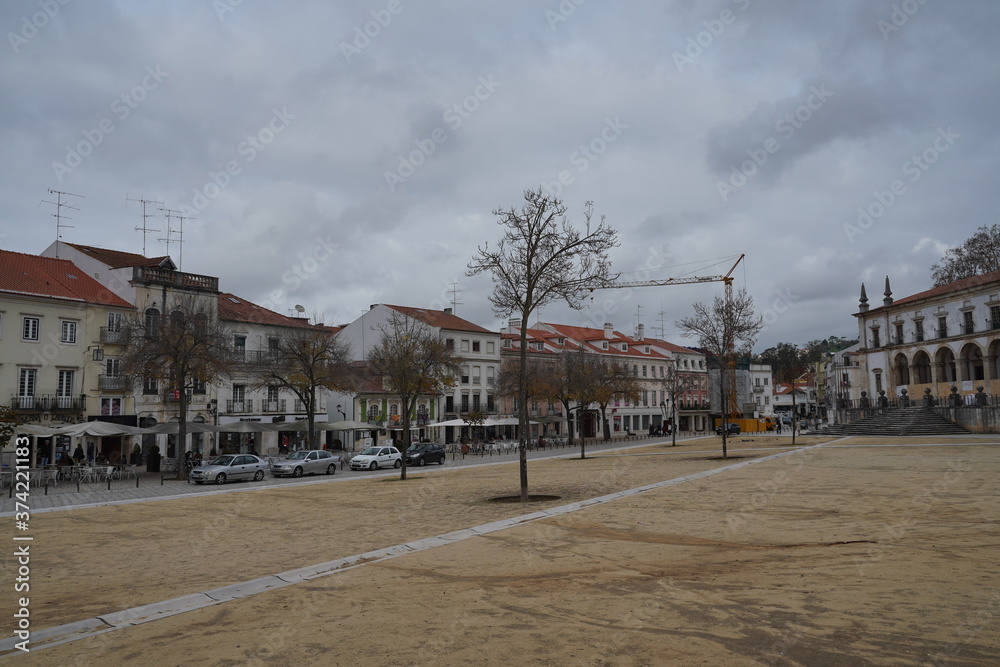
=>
[791,391,797,446]
[517,315,530,502]
[720,368,728,459]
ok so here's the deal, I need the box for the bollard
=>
[161,476,164,486]
[136,475,139,488]
[77,479,81,493]
[107,477,111,491]
[44,480,49,495]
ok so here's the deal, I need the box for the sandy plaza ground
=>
[2,433,999,666]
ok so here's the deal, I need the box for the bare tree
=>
[467,188,618,501]
[592,357,642,444]
[660,361,698,447]
[931,224,1000,286]
[118,295,233,479]
[367,311,461,480]
[253,325,353,449]
[676,287,762,458]
[759,341,808,445]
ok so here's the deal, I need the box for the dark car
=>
[405,442,446,466]
[716,423,741,436]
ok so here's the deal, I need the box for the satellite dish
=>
[294,304,305,313]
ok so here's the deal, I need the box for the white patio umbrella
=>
[326,420,378,431]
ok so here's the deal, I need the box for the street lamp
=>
[336,403,347,420]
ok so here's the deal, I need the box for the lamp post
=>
[336,403,347,421]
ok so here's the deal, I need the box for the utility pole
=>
[127,195,163,256]
[448,282,464,313]
[40,189,84,257]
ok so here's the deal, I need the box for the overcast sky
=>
[2,0,997,351]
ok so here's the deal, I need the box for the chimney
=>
[636,323,645,340]
[604,323,614,339]
[444,307,452,315]
[509,318,522,334]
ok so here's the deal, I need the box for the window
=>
[268,386,280,403]
[642,365,647,377]
[143,375,158,395]
[144,308,160,338]
[461,339,470,353]
[502,339,511,348]
[633,365,638,377]
[60,320,77,344]
[487,341,495,354]
[232,384,246,403]
[461,394,469,412]
[105,357,120,377]
[915,320,925,341]
[963,311,975,335]
[871,328,880,348]
[764,377,769,385]
[472,366,481,384]
[368,404,380,421]
[472,340,480,352]
[57,370,74,407]
[992,306,1000,330]
[486,366,495,386]
[473,394,481,411]
[894,323,903,345]
[938,316,948,338]
[461,366,470,384]
[101,397,122,416]
[487,394,495,412]
[19,368,37,398]
[764,396,770,405]
[22,317,39,341]
[642,391,648,407]
[446,338,455,350]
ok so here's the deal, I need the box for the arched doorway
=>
[912,350,932,384]
[959,343,985,382]
[894,352,911,386]
[935,347,957,383]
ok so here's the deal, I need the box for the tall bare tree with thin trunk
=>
[676,287,762,458]
[118,295,233,479]
[367,311,461,480]
[467,188,618,501]
[253,324,354,449]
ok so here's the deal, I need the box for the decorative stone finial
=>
[859,283,869,312]
[883,276,893,306]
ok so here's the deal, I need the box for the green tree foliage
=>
[931,224,1000,286]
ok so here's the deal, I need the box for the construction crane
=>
[586,253,746,423]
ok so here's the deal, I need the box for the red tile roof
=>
[0,249,134,308]
[866,269,1000,312]
[218,292,328,330]
[384,305,494,334]
[62,242,174,270]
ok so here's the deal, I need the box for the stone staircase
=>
[820,406,970,437]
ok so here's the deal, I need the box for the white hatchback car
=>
[349,446,402,471]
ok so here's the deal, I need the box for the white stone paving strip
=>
[1,441,843,657]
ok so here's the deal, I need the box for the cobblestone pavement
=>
[2,434,714,514]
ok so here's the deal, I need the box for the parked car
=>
[349,446,402,470]
[270,449,340,477]
[716,423,741,436]
[189,454,269,485]
[406,442,446,466]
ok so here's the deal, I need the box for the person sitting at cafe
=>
[73,445,85,463]
[95,452,108,465]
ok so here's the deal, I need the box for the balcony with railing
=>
[962,323,976,335]
[231,349,278,364]
[132,265,219,292]
[225,399,255,414]
[10,394,87,412]
[100,327,125,344]
[261,399,287,413]
[98,374,127,391]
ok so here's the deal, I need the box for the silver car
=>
[349,446,402,471]
[270,449,340,477]
[189,454,269,485]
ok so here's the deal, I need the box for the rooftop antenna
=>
[291,304,306,319]
[127,195,163,256]
[634,304,643,338]
[448,281,464,313]
[159,207,194,270]
[652,305,668,340]
[40,189,84,257]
